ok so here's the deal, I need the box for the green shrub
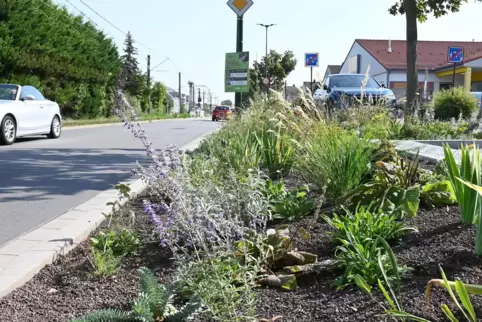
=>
[176,257,259,321]
[402,119,469,140]
[90,228,139,257]
[325,206,414,288]
[324,205,417,245]
[262,180,314,221]
[434,87,478,120]
[296,125,374,202]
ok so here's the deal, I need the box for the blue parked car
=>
[313,73,397,109]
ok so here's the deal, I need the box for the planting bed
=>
[1,197,480,322]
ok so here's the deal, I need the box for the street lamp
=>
[257,23,276,92]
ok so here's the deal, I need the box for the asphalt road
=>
[0,119,220,247]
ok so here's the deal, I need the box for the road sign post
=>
[448,46,464,95]
[227,0,254,108]
[305,53,319,93]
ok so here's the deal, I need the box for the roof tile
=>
[356,39,482,70]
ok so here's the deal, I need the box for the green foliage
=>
[90,228,139,257]
[150,81,168,113]
[389,0,482,22]
[457,178,482,257]
[402,119,470,140]
[221,99,233,107]
[121,31,143,97]
[74,267,201,322]
[346,159,421,219]
[354,240,429,322]
[326,206,414,287]
[425,266,482,322]
[196,102,300,178]
[180,103,186,114]
[262,180,314,221]
[296,125,374,202]
[90,248,123,278]
[331,228,410,288]
[324,205,417,246]
[255,120,298,177]
[434,88,478,121]
[176,257,258,321]
[242,50,297,105]
[0,0,121,118]
[443,144,481,225]
[420,180,457,207]
[234,226,293,270]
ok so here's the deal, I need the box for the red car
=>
[212,105,232,121]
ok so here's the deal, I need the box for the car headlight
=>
[382,93,396,100]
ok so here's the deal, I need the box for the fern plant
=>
[72,267,201,322]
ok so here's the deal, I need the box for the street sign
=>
[227,0,254,17]
[448,47,464,64]
[225,52,250,93]
[263,77,269,85]
[305,53,319,67]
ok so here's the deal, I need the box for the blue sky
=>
[55,0,480,103]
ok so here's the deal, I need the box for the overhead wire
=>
[40,0,207,93]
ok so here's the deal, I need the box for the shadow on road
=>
[0,148,149,202]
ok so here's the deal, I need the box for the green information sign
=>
[225,52,249,93]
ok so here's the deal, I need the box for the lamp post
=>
[257,23,276,93]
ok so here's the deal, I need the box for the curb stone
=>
[0,128,219,299]
[392,140,468,165]
[62,117,210,130]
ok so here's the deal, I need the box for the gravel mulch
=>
[1,198,481,322]
[0,199,177,322]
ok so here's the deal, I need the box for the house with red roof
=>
[337,39,482,98]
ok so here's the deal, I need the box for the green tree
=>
[150,81,167,112]
[121,31,142,96]
[221,99,233,106]
[389,0,481,121]
[256,50,297,91]
[241,50,297,106]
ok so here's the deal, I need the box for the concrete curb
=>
[392,140,471,165]
[62,117,210,131]
[0,128,218,299]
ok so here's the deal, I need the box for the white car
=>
[0,84,62,145]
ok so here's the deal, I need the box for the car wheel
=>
[47,116,61,139]
[212,116,216,121]
[0,115,16,145]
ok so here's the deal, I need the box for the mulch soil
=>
[1,198,482,322]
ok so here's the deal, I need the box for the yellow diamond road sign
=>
[227,0,253,17]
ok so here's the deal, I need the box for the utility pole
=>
[257,24,276,94]
[187,81,194,112]
[147,55,151,113]
[209,91,213,111]
[178,72,182,113]
[202,91,205,111]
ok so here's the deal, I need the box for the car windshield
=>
[330,75,380,88]
[0,84,19,100]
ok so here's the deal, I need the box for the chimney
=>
[388,39,392,53]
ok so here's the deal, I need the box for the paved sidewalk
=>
[0,129,216,299]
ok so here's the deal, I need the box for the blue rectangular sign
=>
[448,47,464,63]
[305,53,319,67]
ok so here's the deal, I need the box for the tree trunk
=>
[404,0,418,126]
